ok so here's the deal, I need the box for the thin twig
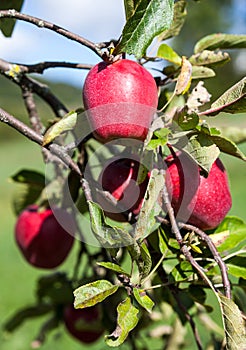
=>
[0,9,103,58]
[178,222,231,299]
[17,61,93,74]
[0,107,82,176]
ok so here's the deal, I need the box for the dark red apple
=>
[82,58,158,142]
[99,157,149,217]
[63,304,104,344]
[164,152,232,230]
[15,205,75,269]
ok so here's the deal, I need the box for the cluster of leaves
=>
[1,0,246,349]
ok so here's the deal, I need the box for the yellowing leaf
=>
[175,56,192,95]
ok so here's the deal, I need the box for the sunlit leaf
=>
[106,297,139,347]
[218,293,246,350]
[133,288,155,313]
[74,280,119,309]
[96,262,131,277]
[175,57,192,95]
[157,44,182,65]
[191,65,216,79]
[42,111,78,146]
[227,256,246,279]
[194,33,246,54]
[158,0,187,41]
[189,50,230,67]
[115,0,174,58]
[200,77,246,116]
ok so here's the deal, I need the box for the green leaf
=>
[133,288,155,313]
[194,33,246,54]
[218,293,246,350]
[158,229,169,255]
[138,242,152,281]
[201,77,246,116]
[146,127,170,150]
[227,256,246,279]
[215,216,246,256]
[11,170,45,215]
[0,0,24,37]
[157,44,182,65]
[114,0,174,58]
[88,201,134,248]
[180,132,220,174]
[175,112,199,131]
[207,134,246,161]
[106,297,139,347]
[74,280,119,309]
[191,65,216,79]
[124,0,136,20]
[189,50,230,67]
[158,0,187,41]
[175,57,192,95]
[96,262,131,277]
[11,169,45,186]
[188,285,207,304]
[42,110,78,146]
[134,169,164,240]
[170,261,194,282]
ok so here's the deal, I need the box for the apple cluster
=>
[83,58,232,230]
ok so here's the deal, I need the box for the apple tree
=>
[0,0,246,349]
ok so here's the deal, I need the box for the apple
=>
[164,152,232,230]
[63,304,104,344]
[99,157,149,217]
[82,58,158,142]
[15,205,75,269]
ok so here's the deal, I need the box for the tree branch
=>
[0,9,103,58]
[16,61,93,74]
[0,107,82,177]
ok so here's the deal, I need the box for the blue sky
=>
[0,1,245,87]
[1,1,126,87]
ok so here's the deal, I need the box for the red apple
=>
[99,157,149,217]
[164,152,232,230]
[15,205,75,269]
[63,304,104,344]
[82,58,158,142]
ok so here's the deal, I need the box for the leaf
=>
[200,77,246,116]
[209,231,230,247]
[194,33,246,54]
[157,44,182,65]
[11,169,45,186]
[138,242,152,281]
[114,0,174,58]
[158,0,187,41]
[133,288,155,313]
[227,256,246,279]
[170,261,194,282]
[42,110,78,146]
[215,216,246,256]
[218,293,246,350]
[124,0,136,20]
[74,280,119,309]
[175,57,192,95]
[146,127,170,150]
[134,169,164,240]
[11,170,46,215]
[189,50,230,67]
[88,201,134,248]
[191,65,216,79]
[207,134,246,161]
[106,297,139,347]
[180,132,220,174]
[0,0,24,37]
[96,262,131,277]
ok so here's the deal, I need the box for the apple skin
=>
[99,157,149,217]
[164,153,232,230]
[63,305,104,344]
[15,205,75,269]
[82,59,158,142]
